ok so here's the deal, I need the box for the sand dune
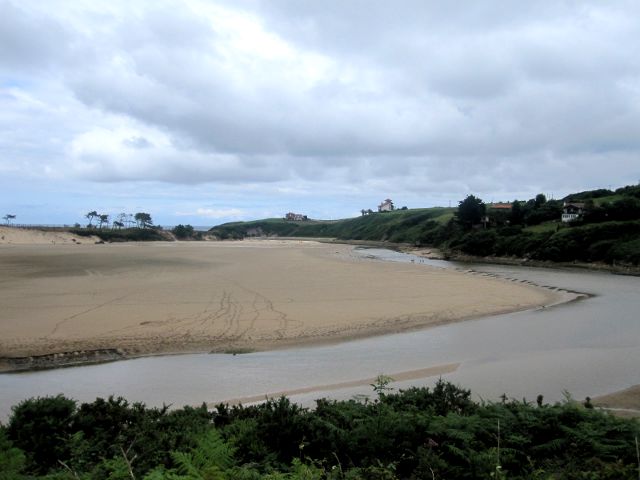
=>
[0,239,561,369]
[0,226,98,245]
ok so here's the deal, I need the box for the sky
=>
[1,0,639,227]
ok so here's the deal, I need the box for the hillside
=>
[210,207,455,243]
[210,184,640,267]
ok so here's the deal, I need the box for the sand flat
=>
[0,239,560,363]
[593,385,640,418]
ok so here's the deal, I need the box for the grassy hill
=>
[210,184,640,267]
[210,207,455,244]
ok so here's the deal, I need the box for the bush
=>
[5,382,640,479]
[0,429,26,478]
[70,228,166,242]
[7,395,76,474]
[453,230,498,256]
[172,224,196,239]
[607,238,640,265]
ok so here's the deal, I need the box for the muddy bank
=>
[0,349,126,372]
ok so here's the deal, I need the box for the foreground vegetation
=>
[2,380,639,479]
[209,185,640,266]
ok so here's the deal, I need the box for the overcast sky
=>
[1,0,639,226]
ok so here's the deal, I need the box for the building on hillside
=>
[483,202,513,227]
[285,212,308,221]
[488,203,513,211]
[561,202,586,222]
[378,198,394,212]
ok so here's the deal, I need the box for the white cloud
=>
[1,0,640,224]
[178,207,247,219]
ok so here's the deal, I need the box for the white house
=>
[285,212,308,221]
[378,198,394,212]
[561,202,586,222]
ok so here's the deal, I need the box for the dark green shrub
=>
[454,230,498,256]
[7,395,76,474]
[171,224,196,239]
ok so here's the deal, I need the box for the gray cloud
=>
[0,2,69,71]
[1,0,639,202]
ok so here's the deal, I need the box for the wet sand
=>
[0,238,561,370]
[217,362,460,406]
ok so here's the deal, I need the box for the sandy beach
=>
[594,385,640,418]
[0,226,98,245]
[0,232,561,370]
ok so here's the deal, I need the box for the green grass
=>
[593,194,625,205]
[524,221,560,233]
[209,207,456,244]
[434,211,455,224]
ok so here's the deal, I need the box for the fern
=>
[164,429,235,479]
[171,451,204,478]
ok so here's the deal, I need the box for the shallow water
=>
[1,250,639,420]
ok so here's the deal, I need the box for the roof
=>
[488,203,512,210]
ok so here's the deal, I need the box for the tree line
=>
[449,188,640,264]
[456,193,562,229]
[84,212,153,230]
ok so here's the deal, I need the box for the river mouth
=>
[1,246,639,421]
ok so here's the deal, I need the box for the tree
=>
[510,201,524,225]
[534,193,547,209]
[456,195,486,229]
[85,211,98,227]
[2,214,15,226]
[98,214,109,229]
[116,213,128,229]
[134,212,153,229]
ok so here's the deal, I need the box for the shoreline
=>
[247,236,640,276]
[395,244,640,276]
[0,291,566,373]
